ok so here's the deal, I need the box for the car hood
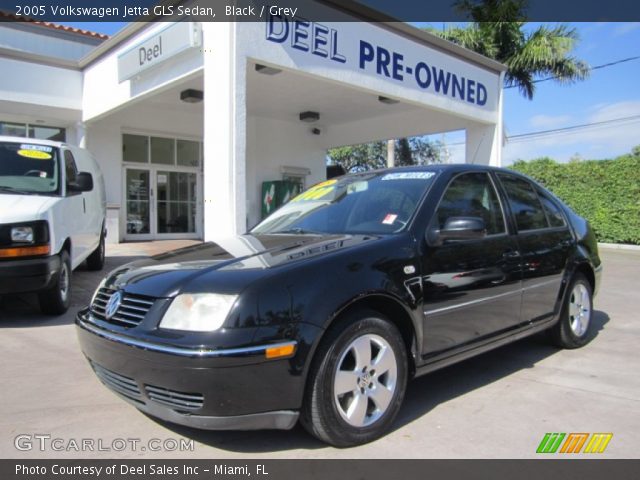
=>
[0,193,59,223]
[105,233,378,297]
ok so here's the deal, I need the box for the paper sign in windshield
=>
[382,214,398,225]
[17,149,52,160]
[381,172,435,181]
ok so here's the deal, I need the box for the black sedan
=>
[76,165,602,447]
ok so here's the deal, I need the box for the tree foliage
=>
[429,0,590,99]
[510,148,640,244]
[328,137,444,172]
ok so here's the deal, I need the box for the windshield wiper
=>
[0,186,38,195]
[270,227,324,235]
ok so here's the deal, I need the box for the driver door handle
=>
[503,250,520,260]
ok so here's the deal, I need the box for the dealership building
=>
[0,5,506,243]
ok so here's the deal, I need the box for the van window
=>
[0,141,59,194]
[64,150,78,185]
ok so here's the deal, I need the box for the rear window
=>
[0,142,60,194]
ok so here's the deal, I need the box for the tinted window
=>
[64,150,78,184]
[538,190,566,228]
[435,172,505,235]
[498,174,548,231]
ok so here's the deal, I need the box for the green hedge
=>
[509,154,640,245]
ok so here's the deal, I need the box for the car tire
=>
[38,250,72,315]
[86,229,105,271]
[301,309,408,447]
[550,273,593,349]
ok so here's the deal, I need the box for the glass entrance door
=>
[124,166,201,240]
[156,171,197,234]
[125,169,151,235]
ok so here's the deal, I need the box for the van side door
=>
[495,173,573,323]
[63,149,87,266]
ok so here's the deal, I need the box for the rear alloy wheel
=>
[551,273,593,349]
[38,250,72,315]
[302,309,408,447]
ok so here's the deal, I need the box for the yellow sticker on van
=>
[17,149,52,160]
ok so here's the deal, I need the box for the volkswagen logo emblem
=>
[105,290,122,320]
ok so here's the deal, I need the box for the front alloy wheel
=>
[334,334,398,428]
[302,309,408,447]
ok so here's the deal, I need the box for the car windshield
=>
[252,170,437,235]
[0,141,60,194]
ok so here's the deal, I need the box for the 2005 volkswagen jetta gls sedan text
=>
[76,165,601,447]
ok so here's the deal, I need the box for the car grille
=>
[90,362,205,412]
[91,362,143,403]
[90,287,155,328]
[144,385,204,412]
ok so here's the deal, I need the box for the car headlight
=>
[159,293,238,332]
[11,226,34,243]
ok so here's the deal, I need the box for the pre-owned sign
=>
[118,22,201,83]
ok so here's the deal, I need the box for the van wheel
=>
[39,250,71,316]
[301,309,408,447]
[86,230,105,271]
[550,273,593,349]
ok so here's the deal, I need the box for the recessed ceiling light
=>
[255,64,282,75]
[180,89,203,103]
[299,111,320,123]
[378,96,399,105]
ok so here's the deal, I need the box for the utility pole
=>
[386,139,395,168]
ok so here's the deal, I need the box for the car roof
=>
[0,135,66,148]
[355,164,507,175]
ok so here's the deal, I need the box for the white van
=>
[0,136,106,315]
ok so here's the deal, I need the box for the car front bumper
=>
[0,254,59,295]
[75,309,315,431]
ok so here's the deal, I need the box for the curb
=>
[598,242,640,252]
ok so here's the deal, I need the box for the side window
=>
[497,174,548,231]
[436,172,506,235]
[538,190,567,228]
[64,150,78,185]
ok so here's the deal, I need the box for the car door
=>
[421,171,523,355]
[495,173,573,323]
[63,149,87,265]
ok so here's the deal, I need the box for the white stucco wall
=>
[245,114,327,229]
[82,23,204,122]
[0,57,82,111]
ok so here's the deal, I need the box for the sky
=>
[65,21,640,165]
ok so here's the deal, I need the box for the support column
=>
[202,22,247,240]
[465,72,505,166]
[74,121,87,148]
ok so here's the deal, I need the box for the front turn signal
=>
[0,244,50,258]
[265,343,297,359]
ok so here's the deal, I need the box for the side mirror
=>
[434,216,487,244]
[68,171,93,193]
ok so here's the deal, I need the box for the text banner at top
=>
[1,0,640,22]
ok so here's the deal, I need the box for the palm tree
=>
[429,0,590,99]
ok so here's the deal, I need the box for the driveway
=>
[1,243,638,458]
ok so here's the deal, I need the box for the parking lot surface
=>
[1,242,638,458]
